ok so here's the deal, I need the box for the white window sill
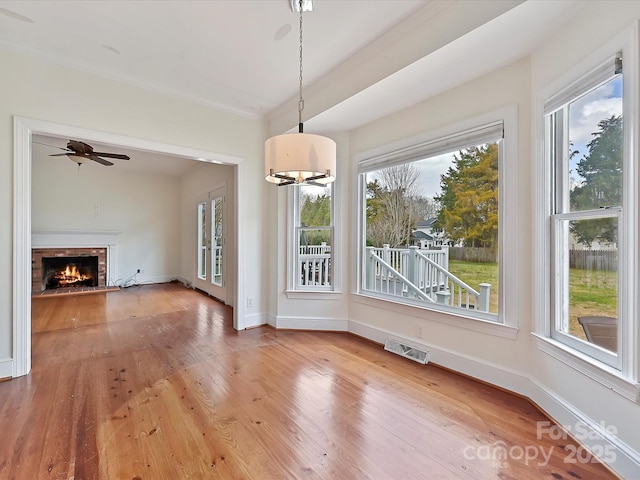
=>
[353,292,518,339]
[286,290,343,300]
[533,333,640,402]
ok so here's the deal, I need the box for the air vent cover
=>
[384,338,429,364]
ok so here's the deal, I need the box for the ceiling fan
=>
[46,140,131,166]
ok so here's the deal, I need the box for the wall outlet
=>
[416,324,424,339]
[246,297,254,307]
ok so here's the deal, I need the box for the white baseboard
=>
[0,358,13,379]
[273,315,348,331]
[244,313,268,329]
[245,313,347,331]
[528,380,640,479]
[110,274,179,288]
[348,319,639,478]
[348,319,529,395]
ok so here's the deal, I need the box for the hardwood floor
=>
[0,282,617,479]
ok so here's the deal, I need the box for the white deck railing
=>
[365,245,491,312]
[299,243,331,286]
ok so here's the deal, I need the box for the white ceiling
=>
[32,134,197,176]
[2,0,587,174]
[0,0,426,117]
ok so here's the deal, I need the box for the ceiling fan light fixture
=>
[266,0,335,187]
[68,154,87,165]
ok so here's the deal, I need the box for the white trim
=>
[533,334,640,402]
[243,312,268,330]
[32,231,119,286]
[543,56,619,115]
[13,116,245,377]
[349,318,640,478]
[13,117,31,378]
[354,105,519,329]
[133,276,180,285]
[534,24,639,389]
[528,379,640,479]
[272,315,348,331]
[352,293,518,339]
[285,290,343,300]
[358,121,504,173]
[348,319,529,395]
[287,181,338,293]
[0,358,13,380]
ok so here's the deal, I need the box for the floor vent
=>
[384,338,429,364]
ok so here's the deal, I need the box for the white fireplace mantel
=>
[32,231,119,285]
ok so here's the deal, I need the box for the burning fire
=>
[53,263,92,287]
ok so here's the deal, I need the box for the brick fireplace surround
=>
[32,247,107,293]
[31,231,119,295]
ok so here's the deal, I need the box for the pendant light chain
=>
[297,0,304,132]
[263,0,336,187]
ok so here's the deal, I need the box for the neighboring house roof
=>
[415,218,437,229]
[413,231,433,241]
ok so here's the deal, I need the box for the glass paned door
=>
[197,201,207,280]
[211,196,223,287]
[195,187,226,302]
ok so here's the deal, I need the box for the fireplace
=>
[42,255,98,290]
[32,232,119,295]
[32,247,108,293]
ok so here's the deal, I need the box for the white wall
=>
[528,0,640,473]
[32,151,182,284]
[3,1,640,476]
[179,160,236,304]
[0,45,267,376]
[348,57,532,371]
[336,3,640,477]
[269,131,350,330]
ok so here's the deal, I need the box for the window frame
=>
[287,182,337,294]
[534,25,640,398]
[354,107,519,335]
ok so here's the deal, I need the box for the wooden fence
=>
[449,246,617,272]
[569,249,618,272]
[450,247,497,263]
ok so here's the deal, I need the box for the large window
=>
[358,122,503,322]
[545,53,626,368]
[289,183,334,291]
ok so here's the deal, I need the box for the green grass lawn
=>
[448,260,499,314]
[567,268,617,339]
[448,260,617,339]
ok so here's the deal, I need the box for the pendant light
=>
[265,0,336,186]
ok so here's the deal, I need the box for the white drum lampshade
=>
[265,132,336,186]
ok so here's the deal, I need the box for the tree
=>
[365,164,423,247]
[300,193,330,227]
[300,191,331,246]
[569,115,622,247]
[434,144,499,247]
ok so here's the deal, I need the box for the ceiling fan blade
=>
[92,152,130,160]
[68,140,92,154]
[89,155,114,166]
[49,153,72,157]
[33,140,71,153]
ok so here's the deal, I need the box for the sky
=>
[369,74,623,199]
[568,75,622,185]
[413,153,455,198]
